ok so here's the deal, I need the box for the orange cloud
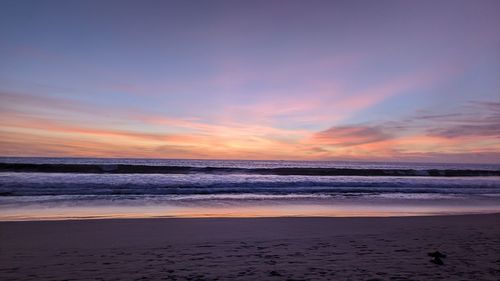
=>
[312,125,391,147]
[1,74,499,162]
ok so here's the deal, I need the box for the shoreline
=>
[2,213,499,280]
[1,210,500,222]
[2,198,500,222]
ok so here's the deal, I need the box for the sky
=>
[0,0,499,163]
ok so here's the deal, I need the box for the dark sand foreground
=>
[1,214,499,280]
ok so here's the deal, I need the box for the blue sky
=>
[1,0,499,162]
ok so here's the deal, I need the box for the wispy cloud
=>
[299,100,500,162]
[1,88,498,162]
[424,102,500,138]
[312,125,391,147]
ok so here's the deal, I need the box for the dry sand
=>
[1,214,499,280]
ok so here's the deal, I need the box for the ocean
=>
[1,157,500,220]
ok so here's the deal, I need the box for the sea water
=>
[1,157,499,220]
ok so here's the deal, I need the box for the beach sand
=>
[1,214,499,280]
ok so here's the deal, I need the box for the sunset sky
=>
[1,0,499,162]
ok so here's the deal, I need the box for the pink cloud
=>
[313,125,391,147]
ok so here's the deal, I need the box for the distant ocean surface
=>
[1,157,500,220]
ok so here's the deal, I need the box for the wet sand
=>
[1,214,499,280]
